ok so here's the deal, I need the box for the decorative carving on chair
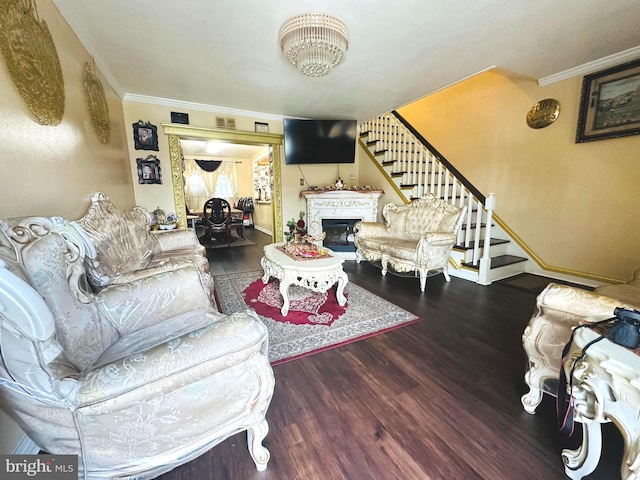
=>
[354,193,467,291]
[0,215,275,478]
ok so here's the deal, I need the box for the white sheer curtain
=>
[183,159,238,213]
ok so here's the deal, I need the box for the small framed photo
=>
[576,58,640,143]
[136,154,162,184]
[255,122,269,133]
[226,117,236,130]
[132,120,159,150]
[170,111,189,124]
[215,117,226,129]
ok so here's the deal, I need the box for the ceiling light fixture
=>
[279,13,349,77]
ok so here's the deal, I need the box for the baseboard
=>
[253,225,272,236]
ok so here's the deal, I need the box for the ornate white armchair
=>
[0,216,274,479]
[521,280,640,414]
[354,193,466,291]
[73,192,213,297]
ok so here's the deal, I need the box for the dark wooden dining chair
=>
[202,197,232,247]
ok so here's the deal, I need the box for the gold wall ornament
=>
[526,98,560,129]
[0,0,65,125]
[83,62,110,143]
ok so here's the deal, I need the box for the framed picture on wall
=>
[576,58,640,143]
[136,154,162,184]
[132,120,159,150]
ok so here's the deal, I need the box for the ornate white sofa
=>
[73,192,214,299]
[0,216,275,479]
[521,274,640,414]
[354,193,467,291]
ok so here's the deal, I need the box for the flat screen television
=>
[283,118,357,164]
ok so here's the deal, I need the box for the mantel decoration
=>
[576,58,640,143]
[132,120,159,151]
[0,0,65,125]
[279,13,349,77]
[136,154,162,184]
[82,61,110,143]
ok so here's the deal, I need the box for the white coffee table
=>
[260,242,348,316]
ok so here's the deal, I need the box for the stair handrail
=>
[391,110,485,204]
[361,112,495,276]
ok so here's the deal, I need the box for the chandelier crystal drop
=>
[279,13,349,77]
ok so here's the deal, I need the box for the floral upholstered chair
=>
[354,193,467,291]
[73,192,213,298]
[0,216,274,479]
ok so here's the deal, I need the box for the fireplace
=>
[301,189,383,259]
[322,218,359,252]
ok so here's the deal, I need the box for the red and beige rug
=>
[214,270,420,365]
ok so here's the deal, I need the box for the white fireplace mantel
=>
[301,190,383,259]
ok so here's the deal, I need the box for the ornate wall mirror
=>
[162,124,283,241]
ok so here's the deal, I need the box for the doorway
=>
[163,124,284,242]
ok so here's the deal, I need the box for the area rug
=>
[214,270,421,365]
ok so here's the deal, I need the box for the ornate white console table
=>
[300,190,383,260]
[562,326,640,479]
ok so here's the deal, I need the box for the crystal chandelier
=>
[279,13,349,77]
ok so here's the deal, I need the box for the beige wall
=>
[398,69,640,283]
[0,0,133,453]
[122,100,367,238]
[0,0,133,219]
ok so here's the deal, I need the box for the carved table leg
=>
[247,418,270,471]
[335,271,348,306]
[562,421,602,479]
[260,256,270,284]
[279,274,293,316]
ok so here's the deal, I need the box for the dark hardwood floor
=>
[158,228,623,480]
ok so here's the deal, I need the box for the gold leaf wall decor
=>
[0,0,65,125]
[83,61,110,143]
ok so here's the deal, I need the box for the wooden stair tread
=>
[454,238,509,250]
[462,254,527,270]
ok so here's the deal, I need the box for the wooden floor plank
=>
[157,229,623,480]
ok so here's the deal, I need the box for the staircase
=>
[359,111,529,285]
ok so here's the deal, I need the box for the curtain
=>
[183,158,238,213]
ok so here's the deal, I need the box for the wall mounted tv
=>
[283,118,357,164]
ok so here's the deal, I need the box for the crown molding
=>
[123,94,284,122]
[538,45,640,86]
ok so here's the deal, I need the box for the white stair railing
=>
[361,113,495,279]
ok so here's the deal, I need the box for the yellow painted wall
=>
[0,0,133,453]
[398,69,640,282]
[0,0,133,219]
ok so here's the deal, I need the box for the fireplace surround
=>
[301,190,383,259]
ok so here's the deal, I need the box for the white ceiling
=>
[54,0,640,124]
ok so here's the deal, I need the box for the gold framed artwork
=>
[526,99,560,129]
[576,58,640,143]
[0,0,65,125]
[83,62,110,143]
